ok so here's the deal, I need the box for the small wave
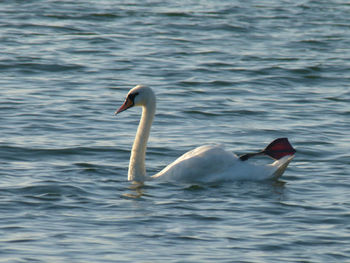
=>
[183,109,220,117]
[45,12,120,21]
[0,145,128,161]
[0,61,85,74]
[159,11,193,18]
[2,182,91,208]
[16,182,87,196]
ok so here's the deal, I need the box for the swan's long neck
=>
[128,99,155,182]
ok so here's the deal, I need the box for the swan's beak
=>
[115,97,133,115]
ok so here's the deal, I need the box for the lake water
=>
[1,1,350,262]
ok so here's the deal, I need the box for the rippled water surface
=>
[1,1,350,262]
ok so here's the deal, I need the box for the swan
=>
[115,85,295,184]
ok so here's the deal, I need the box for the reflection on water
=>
[122,182,145,199]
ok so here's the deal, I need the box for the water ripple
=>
[1,0,350,262]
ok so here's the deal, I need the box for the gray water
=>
[1,1,350,262]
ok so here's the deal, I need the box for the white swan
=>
[116,85,295,184]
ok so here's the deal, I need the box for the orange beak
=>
[115,97,134,115]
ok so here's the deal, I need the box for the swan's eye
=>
[127,92,139,104]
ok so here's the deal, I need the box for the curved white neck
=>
[128,99,156,182]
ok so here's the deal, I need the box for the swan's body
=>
[116,85,294,184]
[153,145,293,183]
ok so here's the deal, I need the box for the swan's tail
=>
[271,155,294,179]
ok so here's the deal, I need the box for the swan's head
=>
[115,85,155,114]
